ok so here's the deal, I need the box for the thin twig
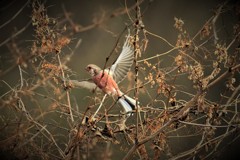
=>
[146,30,175,48]
[18,65,23,90]
[91,94,107,120]
[137,47,179,62]
[212,3,224,45]
[0,21,31,47]
[57,54,74,122]
[0,0,30,29]
[178,120,238,128]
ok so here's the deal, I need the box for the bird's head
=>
[85,64,101,77]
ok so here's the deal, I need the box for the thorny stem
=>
[134,0,141,146]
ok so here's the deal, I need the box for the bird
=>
[68,34,137,115]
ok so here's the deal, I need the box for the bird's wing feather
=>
[110,34,134,83]
[63,78,101,92]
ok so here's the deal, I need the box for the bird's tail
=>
[118,95,138,115]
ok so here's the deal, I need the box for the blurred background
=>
[0,0,239,159]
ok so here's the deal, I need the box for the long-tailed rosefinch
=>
[70,34,137,114]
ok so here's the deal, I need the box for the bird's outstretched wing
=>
[63,78,100,92]
[110,34,134,83]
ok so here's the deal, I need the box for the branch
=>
[212,3,224,45]
[207,63,240,89]
[123,92,201,159]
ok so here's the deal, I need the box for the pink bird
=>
[70,35,137,114]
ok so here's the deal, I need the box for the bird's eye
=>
[85,66,91,71]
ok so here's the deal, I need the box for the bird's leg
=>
[91,94,107,121]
